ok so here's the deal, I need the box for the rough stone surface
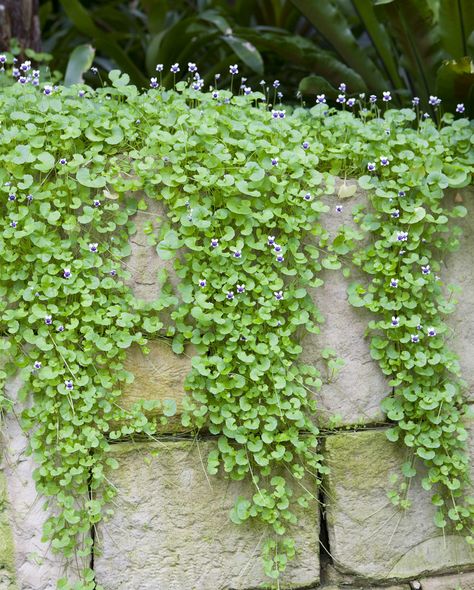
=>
[0,367,86,590]
[444,187,474,399]
[324,429,474,581]
[0,472,16,590]
[120,340,193,428]
[418,571,474,589]
[303,180,390,427]
[126,199,179,302]
[94,440,320,590]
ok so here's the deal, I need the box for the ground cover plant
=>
[0,58,473,588]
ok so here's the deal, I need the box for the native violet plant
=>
[0,56,473,588]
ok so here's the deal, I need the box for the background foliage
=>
[38,0,474,113]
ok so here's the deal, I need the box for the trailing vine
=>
[0,59,473,589]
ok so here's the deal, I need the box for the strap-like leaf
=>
[439,0,474,59]
[64,44,95,86]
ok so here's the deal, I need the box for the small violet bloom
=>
[273,80,280,88]
[316,94,326,104]
[346,98,356,107]
[229,64,239,75]
[199,279,206,288]
[398,190,406,197]
[110,270,117,277]
[338,82,346,93]
[59,158,67,165]
[212,91,219,99]
[226,291,234,300]
[421,265,431,275]
[367,162,376,172]
[336,94,346,104]
[188,62,197,73]
[65,380,74,390]
[57,325,64,332]
[8,194,15,201]
[63,268,71,279]
[43,85,52,95]
[456,103,465,114]
[302,141,309,150]
[45,315,52,325]
[429,95,441,106]
[412,96,420,106]
[273,244,282,253]
[303,193,312,201]
[336,205,343,213]
[427,327,437,337]
[369,95,377,103]
[10,221,17,228]
[267,236,275,246]
[89,243,98,253]
[233,250,242,258]
[170,63,180,73]
[211,238,219,248]
[150,77,159,89]
[93,199,101,207]
[397,231,408,242]
[236,284,245,293]
[390,278,398,288]
[391,316,400,327]
[411,334,419,343]
[156,64,163,72]
[271,158,278,166]
[274,291,283,300]
[391,209,400,218]
[276,255,284,263]
[382,91,392,102]
[34,361,42,370]
[380,156,389,166]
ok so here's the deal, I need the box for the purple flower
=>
[339,82,346,93]
[271,158,278,166]
[65,380,74,390]
[369,95,377,103]
[192,80,203,91]
[336,94,346,104]
[199,279,206,288]
[78,90,85,98]
[43,85,52,95]
[367,162,376,172]
[304,193,312,201]
[229,64,239,75]
[390,278,398,288]
[10,221,17,228]
[277,91,283,99]
[0,55,6,64]
[398,190,406,197]
[316,94,326,104]
[273,80,280,88]
[156,64,163,72]
[63,268,71,279]
[274,291,283,300]
[427,327,436,337]
[34,361,42,370]
[110,269,117,277]
[336,205,343,213]
[233,250,242,258]
[170,63,180,73]
[302,141,309,150]
[273,244,282,253]
[89,243,98,253]
[429,95,441,106]
[211,238,219,248]
[91,67,98,74]
[267,236,275,246]
[456,103,465,114]
[412,96,420,106]
[8,194,15,201]
[45,315,52,325]
[243,86,252,95]
[150,77,159,88]
[93,199,101,207]
[188,62,197,73]
[411,334,419,343]
[385,129,390,136]
[397,231,408,242]
[391,209,400,218]
[347,98,356,107]
[59,158,67,165]
[417,324,422,331]
[226,291,234,300]
[421,265,431,275]
[271,110,279,119]
[212,90,219,99]
[276,255,284,263]
[423,112,430,119]
[391,316,399,327]
[382,91,392,102]
[380,156,389,166]
[237,284,245,293]
[18,76,28,85]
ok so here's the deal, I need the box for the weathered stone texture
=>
[0,367,86,590]
[418,570,474,589]
[303,180,390,427]
[444,187,474,399]
[94,440,320,590]
[324,429,474,581]
[121,340,192,428]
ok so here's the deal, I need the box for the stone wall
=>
[1,185,473,590]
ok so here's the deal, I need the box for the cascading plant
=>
[0,57,473,589]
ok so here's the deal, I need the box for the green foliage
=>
[0,60,473,588]
[39,0,474,111]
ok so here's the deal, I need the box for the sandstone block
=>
[324,429,474,581]
[94,440,320,590]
